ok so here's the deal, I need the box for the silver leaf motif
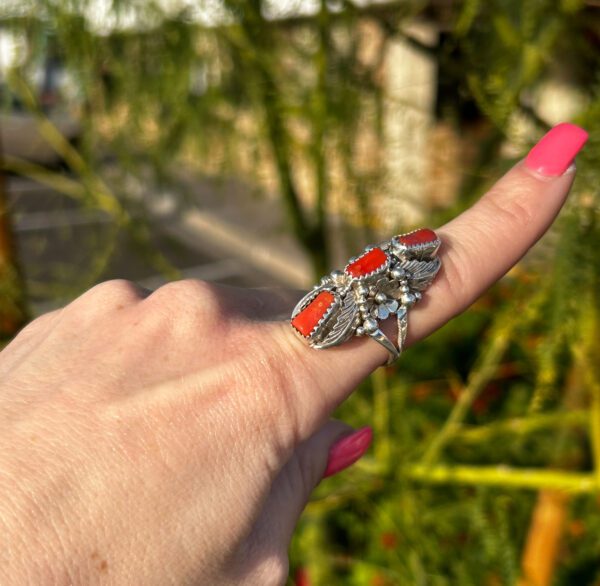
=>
[315,293,358,349]
[291,229,441,365]
[399,258,441,291]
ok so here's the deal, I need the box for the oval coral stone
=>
[292,291,335,337]
[345,248,387,278]
[396,228,437,247]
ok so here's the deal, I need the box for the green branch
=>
[226,2,327,273]
[455,410,589,444]
[4,74,180,282]
[407,464,599,494]
[421,312,515,464]
[575,296,600,485]
[311,0,331,273]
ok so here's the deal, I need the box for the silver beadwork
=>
[291,229,442,364]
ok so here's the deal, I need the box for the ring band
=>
[290,229,441,364]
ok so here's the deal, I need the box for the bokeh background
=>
[1,1,599,584]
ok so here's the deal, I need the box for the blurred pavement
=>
[8,172,309,316]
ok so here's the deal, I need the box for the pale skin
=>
[0,161,577,584]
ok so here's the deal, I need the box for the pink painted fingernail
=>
[323,426,373,478]
[525,122,588,177]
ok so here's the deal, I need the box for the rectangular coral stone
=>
[397,228,437,246]
[345,247,387,278]
[291,291,335,337]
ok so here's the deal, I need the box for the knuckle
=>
[479,185,535,234]
[62,280,144,325]
[147,279,226,325]
[435,224,490,313]
[83,279,145,307]
[437,249,469,307]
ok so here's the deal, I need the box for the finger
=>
[250,421,371,547]
[145,281,301,321]
[213,285,304,320]
[198,285,303,320]
[269,123,588,437]
[406,160,574,343]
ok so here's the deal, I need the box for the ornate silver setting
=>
[291,229,442,364]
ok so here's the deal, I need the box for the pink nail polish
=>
[323,426,373,478]
[525,122,588,177]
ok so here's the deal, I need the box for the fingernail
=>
[323,426,373,478]
[525,122,588,177]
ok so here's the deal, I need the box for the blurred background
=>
[1,1,599,584]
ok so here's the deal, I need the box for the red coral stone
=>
[345,247,387,278]
[291,291,335,337]
[397,228,437,247]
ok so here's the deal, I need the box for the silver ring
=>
[290,229,441,364]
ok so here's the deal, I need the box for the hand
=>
[0,124,587,584]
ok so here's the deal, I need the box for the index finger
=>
[267,123,588,438]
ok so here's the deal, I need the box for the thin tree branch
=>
[407,464,598,494]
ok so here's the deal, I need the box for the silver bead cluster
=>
[351,255,422,337]
[291,229,441,361]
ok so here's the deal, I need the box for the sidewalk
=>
[10,171,308,316]
[150,172,315,289]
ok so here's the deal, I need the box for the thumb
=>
[254,421,373,546]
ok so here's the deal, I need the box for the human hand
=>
[0,124,587,585]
